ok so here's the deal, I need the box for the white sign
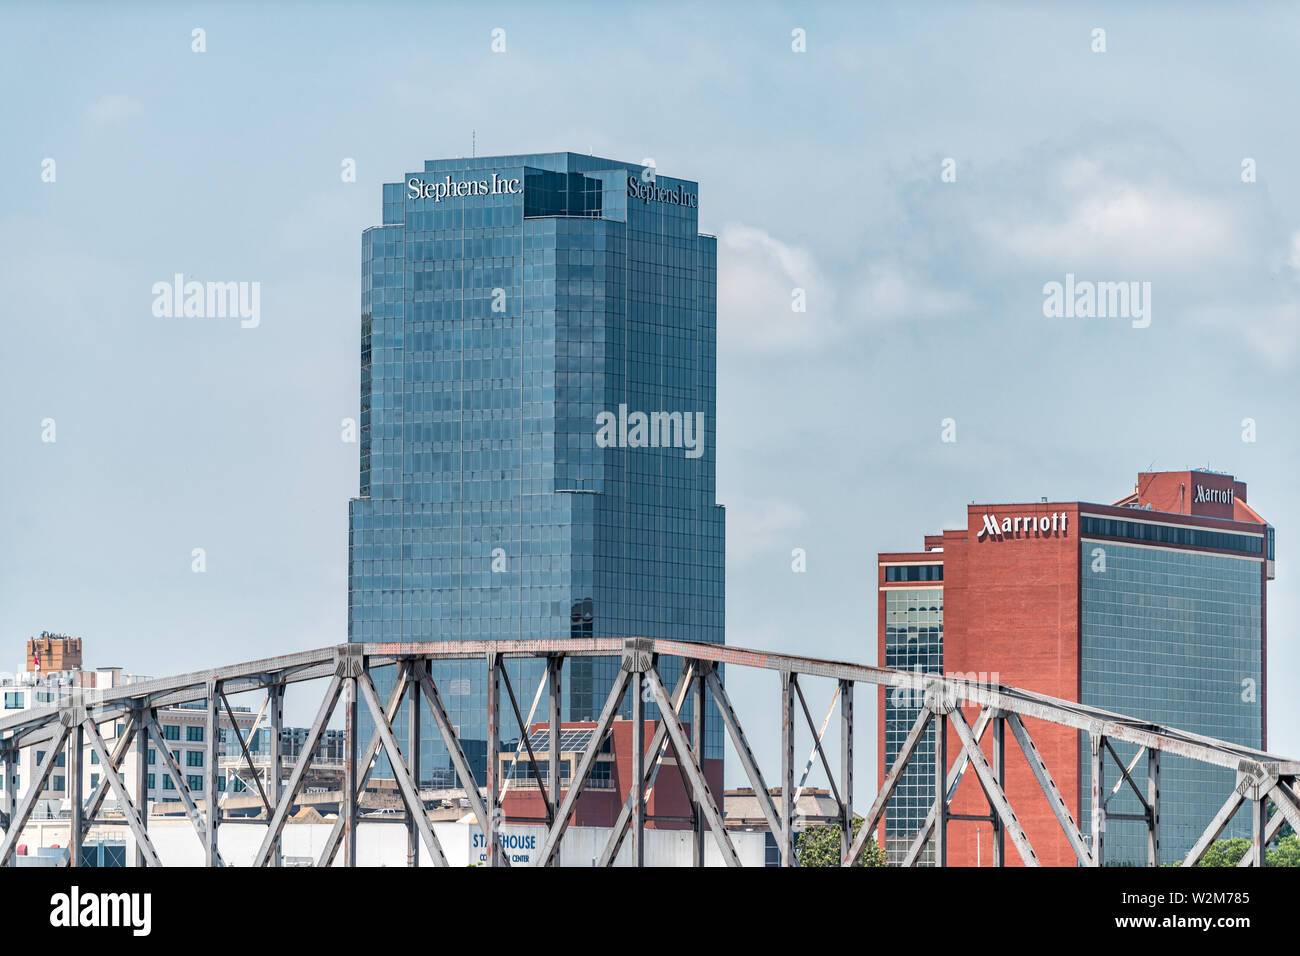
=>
[407,173,522,202]
[1194,484,1233,505]
[978,512,1068,540]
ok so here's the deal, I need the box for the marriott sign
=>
[977,511,1068,541]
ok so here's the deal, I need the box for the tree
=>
[1197,838,1249,866]
[796,816,886,867]
[1267,835,1300,867]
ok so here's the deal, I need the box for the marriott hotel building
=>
[878,470,1275,866]
[348,153,724,786]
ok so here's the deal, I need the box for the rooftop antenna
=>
[472,130,476,157]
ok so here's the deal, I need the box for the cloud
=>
[85,93,143,126]
[850,260,971,322]
[718,224,835,351]
[724,495,806,565]
[981,174,1234,271]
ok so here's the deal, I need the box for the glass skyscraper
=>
[348,152,724,785]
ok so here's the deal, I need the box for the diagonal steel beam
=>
[221,692,270,814]
[252,673,343,867]
[792,676,842,808]
[1006,713,1094,866]
[704,667,784,845]
[145,711,224,867]
[950,707,1038,866]
[79,714,138,836]
[356,671,448,866]
[81,719,161,867]
[597,663,695,867]
[1268,778,1300,835]
[1181,788,1247,867]
[1103,739,1150,813]
[498,665,553,822]
[0,722,69,864]
[1238,803,1286,867]
[902,708,993,867]
[412,661,510,868]
[644,665,740,866]
[533,668,631,867]
[844,706,932,866]
[316,663,410,867]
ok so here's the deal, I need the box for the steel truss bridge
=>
[0,637,1296,867]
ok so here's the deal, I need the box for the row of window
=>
[1080,515,1264,555]
[883,564,944,582]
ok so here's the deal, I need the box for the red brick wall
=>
[940,503,1081,867]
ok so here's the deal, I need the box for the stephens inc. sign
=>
[977,512,1069,540]
[627,175,698,208]
[407,173,522,201]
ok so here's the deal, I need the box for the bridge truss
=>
[0,637,1295,867]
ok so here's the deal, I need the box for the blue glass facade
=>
[1079,539,1264,864]
[882,585,943,865]
[349,153,724,784]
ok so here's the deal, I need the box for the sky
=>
[2,1,1298,800]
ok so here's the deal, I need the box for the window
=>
[52,775,65,791]
[90,773,99,789]
[90,750,99,765]
[147,749,156,766]
[186,775,202,792]
[186,726,204,743]
[147,774,155,789]
[163,725,180,741]
[884,564,943,583]
[186,751,204,768]
[3,692,24,709]
[162,775,174,790]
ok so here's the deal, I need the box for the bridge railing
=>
[0,637,1295,867]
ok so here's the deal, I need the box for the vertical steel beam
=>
[991,714,1005,867]
[1147,748,1160,867]
[485,651,501,868]
[134,707,148,867]
[2,748,15,835]
[631,668,645,867]
[1251,795,1266,867]
[268,682,283,868]
[204,679,220,867]
[780,669,795,867]
[933,712,947,867]
[342,674,358,868]
[548,655,561,817]
[407,669,421,868]
[839,679,854,861]
[692,666,706,867]
[1090,732,1105,867]
[69,719,83,868]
